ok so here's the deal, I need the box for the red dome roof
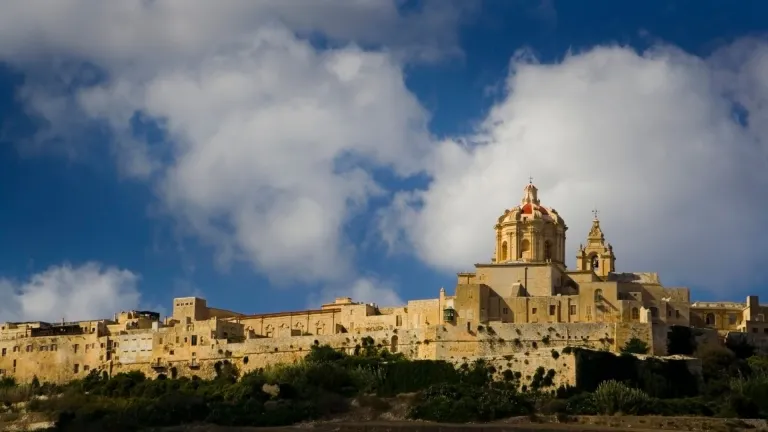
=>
[521,203,548,215]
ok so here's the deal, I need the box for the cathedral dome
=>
[492,180,568,264]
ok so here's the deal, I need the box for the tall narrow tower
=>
[575,210,616,278]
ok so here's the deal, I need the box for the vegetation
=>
[620,337,650,355]
[4,336,768,430]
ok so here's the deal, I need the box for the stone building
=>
[0,181,761,388]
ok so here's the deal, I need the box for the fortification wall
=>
[0,321,652,385]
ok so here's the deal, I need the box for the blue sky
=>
[1,0,767,322]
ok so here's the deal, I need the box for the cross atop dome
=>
[592,208,600,220]
[521,180,540,205]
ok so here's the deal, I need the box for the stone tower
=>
[575,211,616,278]
[492,181,568,264]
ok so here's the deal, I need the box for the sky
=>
[1,0,767,323]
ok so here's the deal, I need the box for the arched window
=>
[591,255,599,270]
[631,307,639,320]
[520,239,531,259]
[544,240,552,260]
[705,313,715,326]
[501,241,508,261]
[594,289,603,303]
[390,335,399,353]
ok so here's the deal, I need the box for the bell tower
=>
[576,209,616,278]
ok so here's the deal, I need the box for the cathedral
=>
[440,180,692,328]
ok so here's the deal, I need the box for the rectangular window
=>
[51,344,57,351]
[549,305,556,315]
[73,344,79,353]
[191,335,198,346]
[73,364,79,373]
[675,310,681,318]
[25,345,32,352]
[1,348,5,356]
[83,365,90,371]
[569,305,576,315]
[502,308,509,314]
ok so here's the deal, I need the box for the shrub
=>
[620,337,650,355]
[592,380,649,415]
[408,383,533,422]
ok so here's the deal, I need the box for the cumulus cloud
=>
[382,44,768,293]
[0,1,453,288]
[0,263,141,322]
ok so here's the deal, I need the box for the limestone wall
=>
[451,347,578,390]
[0,320,653,385]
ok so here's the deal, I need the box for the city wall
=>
[0,321,653,386]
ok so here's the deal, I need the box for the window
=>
[631,307,639,320]
[502,308,509,314]
[1,348,5,357]
[500,241,508,261]
[764,328,768,334]
[705,313,715,325]
[73,344,79,353]
[569,305,576,315]
[675,310,681,318]
[73,364,79,373]
[532,308,537,315]
[549,305,556,315]
[158,338,163,345]
[83,365,90,371]
[25,345,32,353]
[191,335,198,346]
[667,308,672,317]
[51,344,57,351]
[729,314,737,325]
[594,289,603,303]
[176,336,180,344]
[169,350,175,355]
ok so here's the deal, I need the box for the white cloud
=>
[70,27,433,283]
[0,263,141,323]
[5,1,768,301]
[0,0,468,67]
[382,44,768,294]
[0,2,451,289]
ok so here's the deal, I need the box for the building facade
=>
[0,181,762,386]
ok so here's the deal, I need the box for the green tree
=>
[621,337,650,355]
